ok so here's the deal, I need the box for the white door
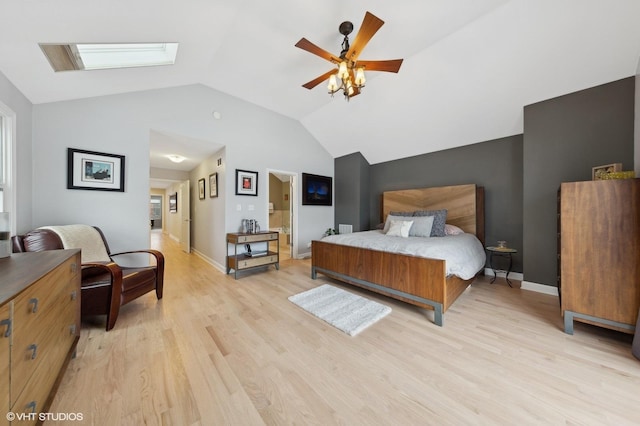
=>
[179,179,191,253]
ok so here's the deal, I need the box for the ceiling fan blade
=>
[295,38,341,64]
[345,11,384,62]
[302,69,337,90]
[356,59,403,73]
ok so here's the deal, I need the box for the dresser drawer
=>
[11,282,77,406]
[12,255,78,336]
[235,232,277,243]
[238,254,278,269]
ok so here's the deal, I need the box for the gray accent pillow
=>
[413,209,448,237]
[389,211,414,217]
[408,215,434,237]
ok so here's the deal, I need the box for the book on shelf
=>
[245,251,268,258]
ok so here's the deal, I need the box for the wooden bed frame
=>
[311,184,485,326]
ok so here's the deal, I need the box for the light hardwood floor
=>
[47,231,640,425]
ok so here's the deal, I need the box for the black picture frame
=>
[235,169,258,196]
[302,173,332,206]
[198,178,206,200]
[169,193,178,213]
[209,172,218,198]
[67,148,125,191]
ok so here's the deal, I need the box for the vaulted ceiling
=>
[2,1,640,169]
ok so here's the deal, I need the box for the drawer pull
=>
[71,290,77,301]
[0,318,11,337]
[26,401,37,413]
[71,263,77,273]
[29,297,39,313]
[28,343,38,360]
[69,324,77,335]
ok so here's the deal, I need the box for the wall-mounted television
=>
[302,173,332,206]
[169,192,178,213]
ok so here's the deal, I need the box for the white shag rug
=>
[288,284,392,336]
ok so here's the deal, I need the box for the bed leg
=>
[434,304,443,327]
[564,311,574,335]
[311,266,317,280]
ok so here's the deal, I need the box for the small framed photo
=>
[209,172,218,198]
[169,193,177,213]
[67,148,125,191]
[235,169,258,196]
[592,163,622,180]
[198,178,206,200]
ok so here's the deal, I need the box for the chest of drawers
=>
[0,250,81,425]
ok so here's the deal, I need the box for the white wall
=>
[0,71,33,233]
[31,84,334,260]
[189,148,226,268]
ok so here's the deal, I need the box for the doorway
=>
[268,171,296,260]
[150,195,163,230]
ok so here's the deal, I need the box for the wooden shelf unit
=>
[226,231,279,279]
[559,178,640,334]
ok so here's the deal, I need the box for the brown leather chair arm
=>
[81,261,124,322]
[110,249,164,299]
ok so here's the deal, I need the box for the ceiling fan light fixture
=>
[296,11,403,102]
[346,80,355,97]
[327,74,339,92]
[338,61,349,79]
[355,67,366,86]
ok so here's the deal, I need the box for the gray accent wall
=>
[335,152,370,233]
[335,136,524,273]
[523,77,635,286]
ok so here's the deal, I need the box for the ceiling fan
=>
[295,11,403,100]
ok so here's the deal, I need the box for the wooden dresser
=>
[0,250,81,424]
[559,178,640,334]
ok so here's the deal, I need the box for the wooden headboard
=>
[382,184,485,244]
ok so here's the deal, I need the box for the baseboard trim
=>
[483,268,523,282]
[521,280,559,296]
[192,248,226,273]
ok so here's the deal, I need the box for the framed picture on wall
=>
[198,178,206,200]
[235,169,258,196]
[209,172,218,198]
[302,173,332,206]
[67,148,125,191]
[169,193,178,213]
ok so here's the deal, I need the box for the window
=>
[40,43,179,72]
[0,100,15,231]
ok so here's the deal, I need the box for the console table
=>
[226,231,279,279]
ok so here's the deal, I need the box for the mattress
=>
[321,230,486,280]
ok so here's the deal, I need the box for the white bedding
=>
[321,230,486,280]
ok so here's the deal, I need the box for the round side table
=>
[486,246,517,287]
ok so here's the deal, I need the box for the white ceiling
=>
[2,1,640,175]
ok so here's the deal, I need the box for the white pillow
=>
[383,215,411,233]
[386,220,413,238]
[409,215,434,238]
[444,224,464,235]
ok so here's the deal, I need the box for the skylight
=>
[39,42,179,72]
